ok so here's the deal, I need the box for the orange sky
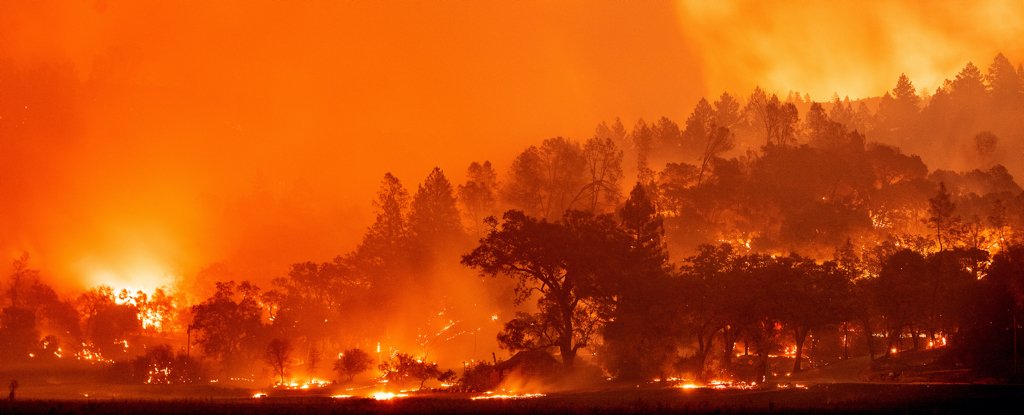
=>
[1,1,1023,292]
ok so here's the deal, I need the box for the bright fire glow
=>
[472,391,546,400]
[273,379,331,390]
[371,392,408,401]
[677,380,759,390]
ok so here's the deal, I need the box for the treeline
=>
[464,185,1024,382]
[3,54,1024,386]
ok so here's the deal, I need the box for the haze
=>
[2,0,1023,292]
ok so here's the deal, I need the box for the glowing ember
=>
[74,343,114,364]
[252,393,267,399]
[677,380,759,390]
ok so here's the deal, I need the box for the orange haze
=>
[1,0,1022,292]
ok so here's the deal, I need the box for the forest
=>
[3,53,1024,394]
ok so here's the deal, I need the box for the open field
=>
[1,383,1022,414]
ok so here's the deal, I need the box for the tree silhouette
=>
[987,53,1022,107]
[190,281,264,372]
[502,137,588,219]
[458,161,499,235]
[334,348,374,383]
[264,338,292,384]
[581,136,624,213]
[713,92,741,129]
[463,210,632,369]
[928,182,958,250]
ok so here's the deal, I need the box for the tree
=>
[892,73,921,111]
[713,92,741,129]
[502,137,588,219]
[351,173,411,294]
[764,95,799,147]
[873,250,929,355]
[987,53,1022,107]
[264,338,292,384]
[951,62,987,106]
[651,116,683,160]
[697,125,733,187]
[619,183,665,255]
[6,253,38,309]
[306,346,322,382]
[76,286,142,357]
[745,86,771,143]
[365,173,410,250]
[265,259,359,352]
[581,136,624,213]
[379,352,441,389]
[458,161,499,235]
[409,167,464,246]
[678,244,736,380]
[776,259,852,372]
[683,98,716,157]
[190,281,265,371]
[986,245,1024,374]
[334,348,374,382]
[631,119,655,183]
[462,210,632,369]
[877,74,920,142]
[928,182,959,251]
[0,307,38,362]
[804,102,848,148]
[602,184,676,380]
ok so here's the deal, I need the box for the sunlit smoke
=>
[677,0,1024,99]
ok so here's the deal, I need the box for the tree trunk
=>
[757,351,770,384]
[793,327,807,373]
[721,326,737,372]
[862,316,876,360]
[887,328,900,357]
[696,333,711,382]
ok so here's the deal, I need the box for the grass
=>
[0,383,1021,414]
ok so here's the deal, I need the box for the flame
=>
[676,379,758,390]
[371,392,408,400]
[471,391,546,400]
[273,378,331,390]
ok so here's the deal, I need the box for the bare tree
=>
[264,338,292,384]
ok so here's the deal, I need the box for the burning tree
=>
[379,352,442,389]
[128,344,202,384]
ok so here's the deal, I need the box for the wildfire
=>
[74,343,114,364]
[144,366,173,385]
[676,380,759,390]
[471,391,546,400]
[371,392,409,400]
[273,378,331,390]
